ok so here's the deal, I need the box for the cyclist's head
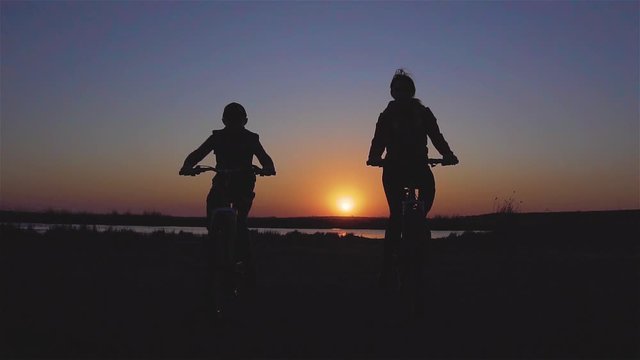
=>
[390,69,416,101]
[222,102,248,129]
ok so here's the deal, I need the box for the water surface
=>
[6,223,475,239]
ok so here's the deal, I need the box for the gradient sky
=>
[1,1,638,217]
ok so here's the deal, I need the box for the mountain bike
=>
[368,157,457,318]
[181,164,271,319]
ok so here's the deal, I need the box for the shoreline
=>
[1,208,638,231]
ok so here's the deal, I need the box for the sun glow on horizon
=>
[326,184,367,216]
[338,197,354,213]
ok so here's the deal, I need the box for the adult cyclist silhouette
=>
[180,102,276,265]
[367,69,459,285]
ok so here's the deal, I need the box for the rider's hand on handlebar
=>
[366,157,384,167]
[259,167,276,176]
[442,153,459,166]
[179,167,195,176]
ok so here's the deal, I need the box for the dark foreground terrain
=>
[2,216,639,358]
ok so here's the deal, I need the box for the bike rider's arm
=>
[423,107,458,164]
[254,135,276,176]
[179,135,215,174]
[367,111,388,165]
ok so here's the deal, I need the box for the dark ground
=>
[2,215,639,358]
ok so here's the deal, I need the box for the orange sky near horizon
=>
[2,129,637,218]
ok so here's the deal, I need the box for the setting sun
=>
[338,197,354,214]
[327,186,365,216]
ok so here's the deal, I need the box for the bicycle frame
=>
[181,164,267,319]
[210,208,237,271]
[367,157,455,317]
[395,185,428,316]
[401,187,427,252]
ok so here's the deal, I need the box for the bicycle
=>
[180,164,271,319]
[367,157,457,318]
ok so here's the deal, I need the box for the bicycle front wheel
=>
[209,208,238,318]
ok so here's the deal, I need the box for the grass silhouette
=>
[2,215,638,358]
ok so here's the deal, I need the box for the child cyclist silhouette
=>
[180,102,276,271]
[367,69,459,285]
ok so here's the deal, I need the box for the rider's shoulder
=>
[234,128,260,143]
[242,128,260,140]
[210,129,223,141]
[381,99,423,115]
[383,100,397,110]
[411,98,428,110]
[422,105,436,118]
[379,100,397,117]
[404,100,432,115]
[213,127,257,138]
[385,98,424,109]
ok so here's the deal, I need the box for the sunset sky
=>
[1,1,638,217]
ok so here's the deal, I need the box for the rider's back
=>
[210,127,261,170]
[179,102,275,181]
[372,99,453,174]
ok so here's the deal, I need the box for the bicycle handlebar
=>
[426,158,457,166]
[180,165,274,177]
[366,157,458,167]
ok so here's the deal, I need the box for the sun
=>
[338,197,355,214]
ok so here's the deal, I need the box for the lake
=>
[6,223,474,239]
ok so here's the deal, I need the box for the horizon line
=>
[1,207,639,219]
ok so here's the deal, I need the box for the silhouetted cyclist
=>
[367,69,458,285]
[180,102,276,264]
